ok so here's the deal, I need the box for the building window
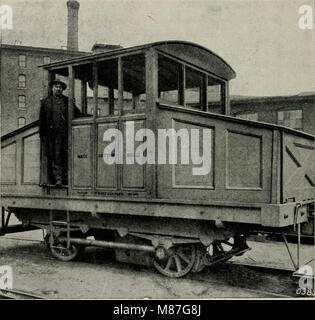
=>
[18,74,26,88]
[43,56,51,64]
[18,95,26,109]
[277,109,303,130]
[235,112,258,121]
[18,117,26,128]
[19,55,26,67]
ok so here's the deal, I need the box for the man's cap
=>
[49,80,67,90]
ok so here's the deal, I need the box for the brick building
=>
[0,44,89,135]
[0,0,89,135]
[230,93,315,135]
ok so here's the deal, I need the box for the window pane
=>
[295,119,302,129]
[73,64,93,117]
[44,56,51,64]
[185,66,203,110]
[91,59,118,117]
[278,111,284,121]
[207,76,222,114]
[18,95,26,109]
[97,85,110,116]
[158,55,182,105]
[297,110,302,119]
[73,78,94,118]
[18,117,26,128]
[19,55,26,67]
[122,54,146,114]
[284,119,290,127]
[277,109,303,130]
[18,75,26,88]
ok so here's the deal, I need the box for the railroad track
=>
[0,288,45,299]
[229,261,295,275]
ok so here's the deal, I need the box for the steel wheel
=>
[207,240,234,262]
[192,245,207,273]
[153,244,196,278]
[207,236,248,262]
[46,234,85,262]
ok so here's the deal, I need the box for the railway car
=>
[1,41,314,277]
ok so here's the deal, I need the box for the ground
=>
[0,228,313,299]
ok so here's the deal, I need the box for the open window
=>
[53,65,92,119]
[158,54,227,114]
[158,55,183,105]
[71,63,94,118]
[122,54,146,114]
[207,76,223,114]
[95,59,118,116]
[185,66,205,110]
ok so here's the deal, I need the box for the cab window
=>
[158,55,183,105]
[122,54,146,114]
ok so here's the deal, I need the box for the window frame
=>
[43,56,51,64]
[19,54,26,68]
[18,95,26,109]
[18,74,26,88]
[18,117,26,128]
[157,52,227,114]
[277,108,303,130]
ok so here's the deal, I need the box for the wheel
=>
[207,236,249,262]
[192,245,207,273]
[45,233,85,262]
[153,244,196,278]
[193,240,235,272]
[207,240,234,262]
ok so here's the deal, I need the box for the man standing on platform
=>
[39,80,80,187]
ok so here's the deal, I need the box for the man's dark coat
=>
[39,94,80,156]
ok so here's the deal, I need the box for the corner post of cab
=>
[68,65,75,189]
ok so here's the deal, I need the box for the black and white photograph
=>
[0,0,314,305]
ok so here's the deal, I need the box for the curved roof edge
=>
[40,40,236,80]
[151,40,236,80]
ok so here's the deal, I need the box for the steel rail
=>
[0,288,45,300]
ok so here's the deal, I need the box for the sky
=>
[1,0,314,96]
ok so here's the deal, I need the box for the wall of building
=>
[230,96,315,135]
[0,45,88,135]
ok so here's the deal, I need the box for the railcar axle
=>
[58,236,156,253]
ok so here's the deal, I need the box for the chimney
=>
[67,0,80,51]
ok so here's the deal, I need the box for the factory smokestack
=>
[67,0,80,51]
